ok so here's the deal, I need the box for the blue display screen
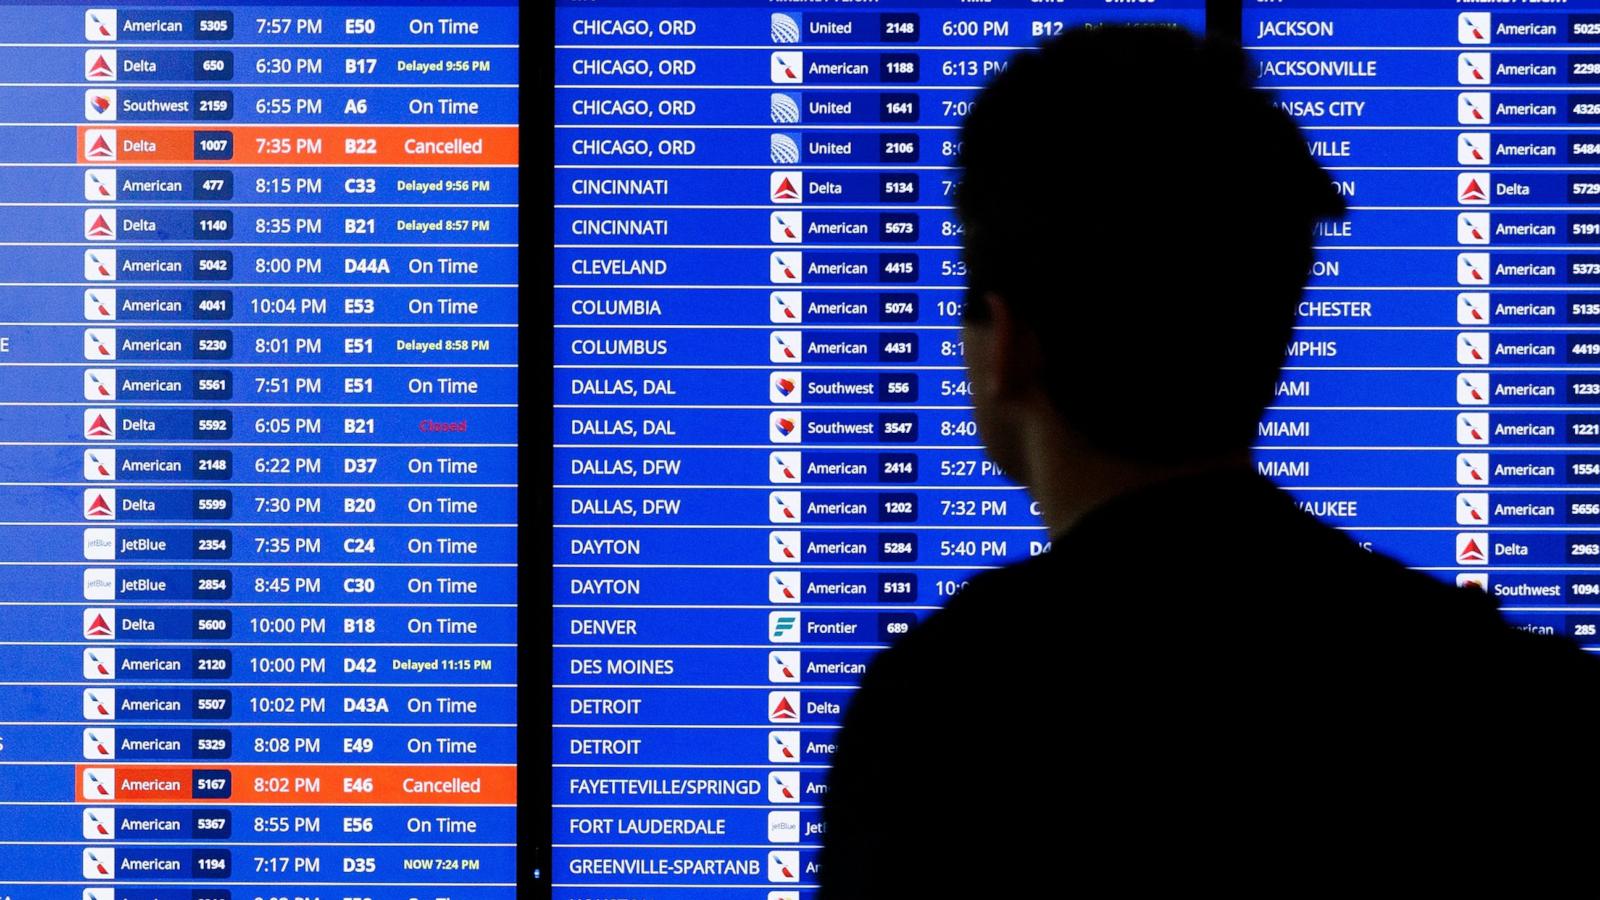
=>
[0,1,522,895]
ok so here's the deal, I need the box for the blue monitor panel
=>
[1246,0,1600,640]
[552,0,1206,896]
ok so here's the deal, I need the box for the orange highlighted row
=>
[77,764,516,803]
[78,125,518,165]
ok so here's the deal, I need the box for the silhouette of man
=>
[819,26,1600,896]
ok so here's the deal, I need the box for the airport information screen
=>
[551,0,1206,894]
[0,1,522,896]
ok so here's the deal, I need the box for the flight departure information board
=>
[551,0,1205,895]
[0,1,522,896]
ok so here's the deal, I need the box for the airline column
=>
[0,4,518,897]
[1249,0,1600,641]
[553,1,1204,896]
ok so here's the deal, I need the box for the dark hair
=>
[955,25,1346,464]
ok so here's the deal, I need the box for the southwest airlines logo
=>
[771,372,801,403]
[769,412,801,443]
[86,89,117,121]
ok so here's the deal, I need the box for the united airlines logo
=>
[771,13,801,43]
[770,93,801,124]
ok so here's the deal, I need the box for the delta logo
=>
[1458,173,1489,204]
[1457,292,1489,325]
[85,489,116,520]
[1458,53,1489,84]
[84,607,115,639]
[1457,452,1490,485]
[85,408,116,439]
[84,648,116,679]
[85,50,117,81]
[85,449,117,481]
[1457,492,1490,525]
[85,369,117,401]
[768,690,801,722]
[770,171,802,203]
[85,209,116,239]
[1458,133,1490,165]
[1455,532,1490,565]
[84,129,117,161]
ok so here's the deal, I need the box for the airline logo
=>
[769,570,801,602]
[769,531,801,563]
[86,50,117,81]
[769,610,800,643]
[769,651,800,682]
[1458,92,1491,124]
[770,331,802,362]
[1458,173,1489,204]
[85,169,117,201]
[86,89,117,121]
[84,689,116,720]
[85,329,116,359]
[770,211,803,243]
[1456,531,1490,564]
[87,9,118,41]
[1456,213,1488,245]
[85,408,116,439]
[1458,53,1490,84]
[84,728,115,759]
[85,369,116,400]
[1457,492,1490,525]
[1458,133,1490,165]
[770,92,801,124]
[84,608,115,639]
[770,290,802,323]
[85,209,116,239]
[84,848,115,879]
[1458,452,1490,485]
[1456,572,1490,591]
[770,252,802,284]
[770,132,801,165]
[1456,332,1489,364]
[1459,12,1491,44]
[1457,373,1489,405]
[768,850,801,882]
[83,767,116,799]
[771,52,803,83]
[770,491,801,523]
[771,371,802,404]
[770,893,801,900]
[85,568,116,600]
[85,449,117,481]
[1457,292,1489,325]
[769,452,801,484]
[84,648,116,679]
[84,129,117,161]
[768,730,801,762]
[85,528,117,561]
[768,810,801,843]
[83,808,116,840]
[768,770,800,802]
[771,13,801,44]
[1457,413,1489,445]
[770,171,802,203]
[769,411,801,444]
[769,690,801,722]
[1457,252,1489,285]
[86,249,118,280]
[85,489,116,520]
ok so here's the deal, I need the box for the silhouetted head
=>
[957,26,1345,484]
